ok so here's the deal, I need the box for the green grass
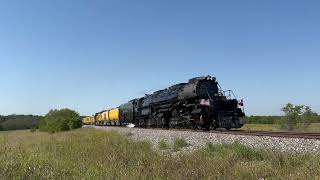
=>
[173,137,189,151]
[241,123,320,132]
[1,129,320,179]
[158,139,170,150]
[158,138,189,151]
[241,124,279,131]
[308,123,320,131]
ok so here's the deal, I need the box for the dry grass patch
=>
[242,123,320,132]
[1,128,320,179]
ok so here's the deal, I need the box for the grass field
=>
[241,123,320,132]
[1,128,320,179]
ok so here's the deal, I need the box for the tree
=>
[281,103,304,131]
[281,103,317,131]
[39,108,81,133]
[301,106,318,127]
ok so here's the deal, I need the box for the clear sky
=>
[0,0,319,116]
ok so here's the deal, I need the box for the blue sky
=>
[0,0,319,116]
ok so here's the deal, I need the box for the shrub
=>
[39,108,81,133]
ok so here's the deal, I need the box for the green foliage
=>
[0,115,41,131]
[232,142,265,161]
[201,142,317,179]
[281,103,318,131]
[158,139,170,150]
[158,138,188,151]
[244,104,319,126]
[39,109,81,133]
[173,137,189,151]
[244,116,282,124]
[301,106,318,128]
[281,103,304,131]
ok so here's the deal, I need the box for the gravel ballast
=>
[88,126,320,154]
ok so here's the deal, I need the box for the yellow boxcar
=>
[95,112,104,122]
[95,114,99,122]
[99,113,104,121]
[82,116,94,124]
[102,111,109,121]
[82,117,87,124]
[109,108,119,121]
[88,116,95,124]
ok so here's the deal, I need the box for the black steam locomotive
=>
[118,76,245,130]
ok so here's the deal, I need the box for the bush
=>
[39,109,81,133]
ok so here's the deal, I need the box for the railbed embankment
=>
[87,125,320,154]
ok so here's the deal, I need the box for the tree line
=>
[0,109,83,132]
[244,115,320,124]
[0,114,42,131]
[245,103,320,131]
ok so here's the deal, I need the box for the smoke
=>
[127,124,135,128]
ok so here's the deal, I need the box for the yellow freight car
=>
[93,108,120,126]
[95,111,105,125]
[82,117,88,124]
[82,116,95,125]
[102,111,109,121]
[109,108,119,121]
[88,116,95,124]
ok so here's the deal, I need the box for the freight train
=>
[82,76,245,130]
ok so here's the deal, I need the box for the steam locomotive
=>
[84,76,245,130]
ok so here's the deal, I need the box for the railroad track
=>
[88,125,320,140]
[212,130,320,140]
